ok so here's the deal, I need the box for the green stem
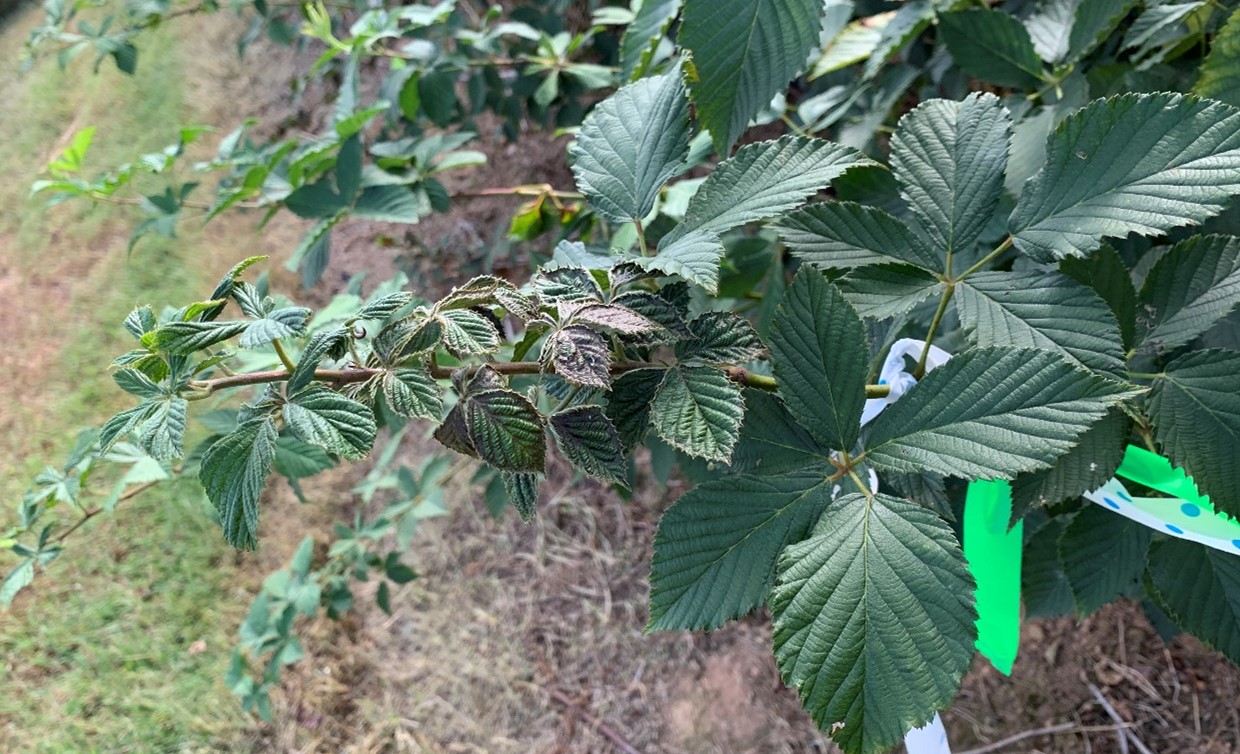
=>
[634,219,649,257]
[272,339,296,372]
[956,237,1013,281]
[914,284,955,379]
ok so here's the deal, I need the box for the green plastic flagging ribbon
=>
[964,480,1021,675]
[965,445,1240,676]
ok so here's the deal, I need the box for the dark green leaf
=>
[570,71,690,223]
[777,201,938,271]
[649,471,834,631]
[619,0,681,79]
[1010,93,1240,262]
[1148,539,1240,664]
[1022,517,1074,618]
[891,93,1012,261]
[772,492,976,754]
[865,348,1138,479]
[956,270,1126,379]
[288,329,350,394]
[1138,235,1240,350]
[465,389,546,473]
[1060,504,1150,616]
[502,472,540,522]
[731,391,835,476]
[1010,408,1128,521]
[283,385,377,460]
[1149,349,1240,518]
[650,366,745,462]
[548,405,627,486]
[939,8,1045,89]
[769,270,868,451]
[1059,244,1137,350]
[605,368,666,452]
[675,312,765,364]
[835,265,944,319]
[1196,7,1240,106]
[680,0,823,153]
[201,417,279,549]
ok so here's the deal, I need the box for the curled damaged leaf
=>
[543,325,612,389]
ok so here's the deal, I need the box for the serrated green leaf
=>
[1148,539,1240,664]
[633,227,726,292]
[731,391,835,476]
[812,17,883,78]
[1024,0,1077,63]
[138,397,187,461]
[570,72,689,223]
[772,492,976,754]
[1124,2,1203,63]
[836,264,944,319]
[1010,408,1128,521]
[113,368,167,399]
[288,329,350,394]
[619,0,680,79]
[283,385,377,460]
[862,0,933,80]
[1149,349,1240,518]
[777,202,938,271]
[865,348,1137,479]
[1196,8,1240,106]
[1068,0,1136,62]
[675,136,874,241]
[1,560,35,609]
[1009,93,1240,262]
[241,307,311,349]
[1022,517,1074,618]
[891,93,1011,262]
[1060,504,1150,617]
[939,8,1045,89]
[680,0,823,154]
[605,368,665,452]
[101,403,158,451]
[769,270,868,451]
[1137,235,1240,350]
[956,270,1126,379]
[272,435,334,480]
[465,389,546,473]
[674,312,765,364]
[357,291,414,321]
[548,405,627,486]
[650,366,744,462]
[147,320,250,354]
[544,325,611,389]
[201,417,278,549]
[1059,244,1137,350]
[503,472,540,522]
[649,471,834,632]
[439,309,500,355]
[352,185,425,223]
[382,367,442,420]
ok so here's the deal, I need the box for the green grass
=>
[0,7,258,752]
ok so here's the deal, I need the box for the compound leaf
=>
[772,492,976,754]
[649,471,834,632]
[865,348,1137,479]
[1009,93,1240,262]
